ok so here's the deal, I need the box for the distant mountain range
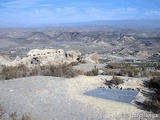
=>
[34,19,157,29]
[55,19,160,28]
[1,19,160,29]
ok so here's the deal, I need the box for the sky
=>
[0,0,160,27]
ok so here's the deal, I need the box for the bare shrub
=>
[137,77,160,113]
[0,104,5,118]
[85,66,98,76]
[9,112,32,120]
[106,63,121,69]
[110,76,124,85]
[0,65,30,80]
[119,69,134,77]
[148,72,160,77]
[69,62,79,66]
[0,106,32,120]
[148,77,160,89]
[101,68,121,76]
[39,64,82,78]
[143,99,160,113]
[105,76,124,86]
[22,114,32,120]
[105,63,139,77]
[0,63,84,80]
[120,64,139,77]
[9,112,18,120]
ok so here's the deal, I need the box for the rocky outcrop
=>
[66,50,82,62]
[14,56,21,62]
[83,52,99,64]
[117,35,136,43]
[10,49,99,67]
[0,55,11,66]
[27,49,57,57]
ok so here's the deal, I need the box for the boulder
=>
[56,49,65,55]
[98,70,105,75]
[0,55,11,66]
[14,56,21,61]
[66,50,82,62]
[83,52,99,64]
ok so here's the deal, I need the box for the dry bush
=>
[39,62,84,78]
[138,92,160,113]
[39,64,82,78]
[105,63,139,77]
[119,69,135,77]
[101,68,121,76]
[105,76,124,86]
[148,77,160,89]
[138,77,160,113]
[119,64,139,77]
[143,99,160,113]
[110,76,124,85]
[21,115,32,120]
[0,106,31,120]
[85,66,98,76]
[9,112,18,120]
[0,104,5,118]
[0,63,83,80]
[9,112,31,120]
[106,63,121,69]
[148,72,160,77]
[69,62,79,66]
[142,71,160,78]
[0,65,30,80]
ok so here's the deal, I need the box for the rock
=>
[0,55,11,66]
[66,50,82,62]
[14,56,21,62]
[57,49,65,55]
[136,88,140,91]
[127,88,132,90]
[0,56,10,62]
[98,70,104,75]
[83,52,99,64]
[11,49,99,67]
[27,49,57,57]
[108,86,111,89]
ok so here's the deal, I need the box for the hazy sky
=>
[0,0,160,27]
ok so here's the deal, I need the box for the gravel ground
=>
[0,76,155,120]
